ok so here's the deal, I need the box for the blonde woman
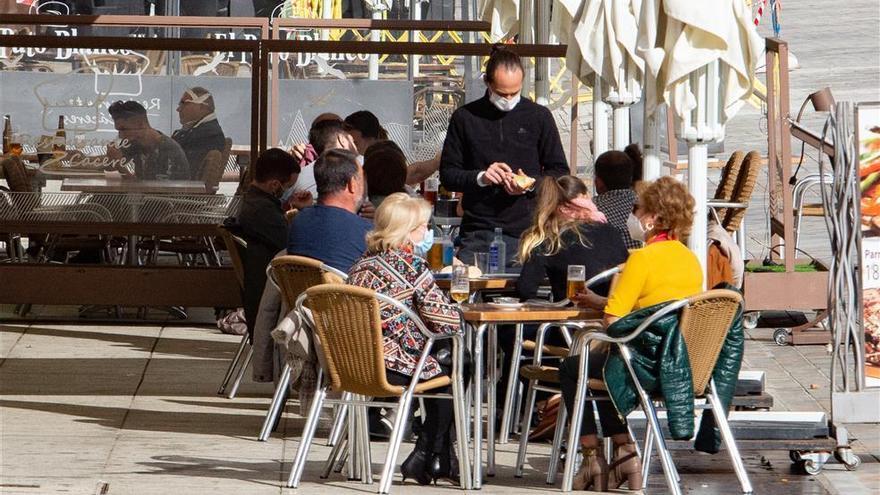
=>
[560,176,702,491]
[348,192,466,486]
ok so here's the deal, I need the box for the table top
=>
[61,178,210,194]
[461,303,601,323]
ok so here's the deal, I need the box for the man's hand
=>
[570,288,607,311]
[289,142,308,162]
[483,162,513,186]
[502,169,529,196]
[358,199,376,220]
[289,190,313,210]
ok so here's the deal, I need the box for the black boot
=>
[428,430,460,485]
[400,433,432,485]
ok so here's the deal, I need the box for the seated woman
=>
[347,192,466,486]
[363,140,408,208]
[560,176,702,492]
[500,176,629,409]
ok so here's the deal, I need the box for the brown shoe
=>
[609,442,643,491]
[572,446,609,491]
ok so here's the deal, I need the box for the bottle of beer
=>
[2,115,11,155]
[53,115,66,153]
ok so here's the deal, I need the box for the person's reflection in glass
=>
[172,87,227,178]
[107,100,189,180]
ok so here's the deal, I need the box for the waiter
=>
[440,45,569,268]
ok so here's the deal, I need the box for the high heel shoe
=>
[427,432,460,485]
[400,440,432,485]
[608,441,643,491]
[572,446,609,491]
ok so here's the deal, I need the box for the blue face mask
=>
[414,229,434,257]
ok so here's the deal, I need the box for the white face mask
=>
[489,90,521,112]
[626,214,647,243]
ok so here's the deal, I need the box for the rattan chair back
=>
[712,151,744,221]
[302,284,405,397]
[217,226,246,290]
[270,255,345,310]
[200,149,224,191]
[679,289,743,396]
[723,150,761,232]
[1,156,31,192]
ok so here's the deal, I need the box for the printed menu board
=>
[858,102,880,378]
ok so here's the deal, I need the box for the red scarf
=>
[647,231,674,244]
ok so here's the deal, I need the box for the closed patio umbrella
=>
[637,0,762,285]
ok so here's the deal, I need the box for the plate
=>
[487,301,524,309]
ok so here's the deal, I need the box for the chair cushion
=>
[522,340,570,358]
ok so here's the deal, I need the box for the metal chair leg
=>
[499,323,524,443]
[642,424,654,489]
[287,381,328,488]
[562,353,590,492]
[357,404,373,484]
[258,363,291,441]
[514,378,539,477]
[218,334,250,395]
[546,401,568,485]
[322,430,348,479]
[328,401,349,447]
[378,390,417,494]
[708,382,753,494]
[226,346,253,399]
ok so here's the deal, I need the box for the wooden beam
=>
[0,265,240,307]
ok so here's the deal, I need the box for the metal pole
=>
[592,74,609,159]
[612,106,630,150]
[642,79,662,180]
[534,0,550,105]
[518,0,534,98]
[408,0,422,79]
[322,0,333,40]
[368,6,382,80]
[688,142,708,289]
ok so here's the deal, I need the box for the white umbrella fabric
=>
[479,0,521,41]
[637,0,763,125]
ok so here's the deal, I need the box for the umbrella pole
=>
[612,106,629,150]
[534,0,551,105]
[593,74,610,157]
[688,142,709,289]
[643,83,662,180]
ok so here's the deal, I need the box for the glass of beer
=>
[450,265,470,303]
[567,265,586,300]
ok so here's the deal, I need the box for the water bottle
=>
[488,228,506,274]
[441,234,454,267]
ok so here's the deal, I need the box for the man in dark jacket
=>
[237,148,299,341]
[172,87,227,179]
[439,46,569,267]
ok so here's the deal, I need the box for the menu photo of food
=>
[858,102,880,378]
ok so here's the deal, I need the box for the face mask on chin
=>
[489,90,521,112]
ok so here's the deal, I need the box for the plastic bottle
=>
[488,227,506,274]
[441,234,454,267]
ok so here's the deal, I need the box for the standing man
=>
[440,46,569,267]
[172,87,227,178]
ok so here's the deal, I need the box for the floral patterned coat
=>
[347,248,461,380]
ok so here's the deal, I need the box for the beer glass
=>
[450,265,470,303]
[567,265,586,299]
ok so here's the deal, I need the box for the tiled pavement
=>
[0,315,877,495]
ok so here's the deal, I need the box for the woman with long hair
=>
[495,176,629,428]
[560,176,702,492]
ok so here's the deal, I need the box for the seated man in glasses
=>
[172,87,227,178]
[107,100,189,180]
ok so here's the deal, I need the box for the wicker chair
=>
[723,150,761,233]
[256,255,348,440]
[512,266,622,482]
[286,284,472,494]
[215,225,249,397]
[561,289,752,495]
[710,151,745,223]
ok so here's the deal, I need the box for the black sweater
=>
[439,95,569,237]
[516,223,629,302]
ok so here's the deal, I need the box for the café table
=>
[60,178,210,194]
[460,303,602,488]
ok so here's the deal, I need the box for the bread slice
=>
[513,171,536,190]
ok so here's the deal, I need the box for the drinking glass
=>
[473,252,489,275]
[450,265,470,303]
[567,265,586,299]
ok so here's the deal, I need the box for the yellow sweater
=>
[605,240,703,317]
